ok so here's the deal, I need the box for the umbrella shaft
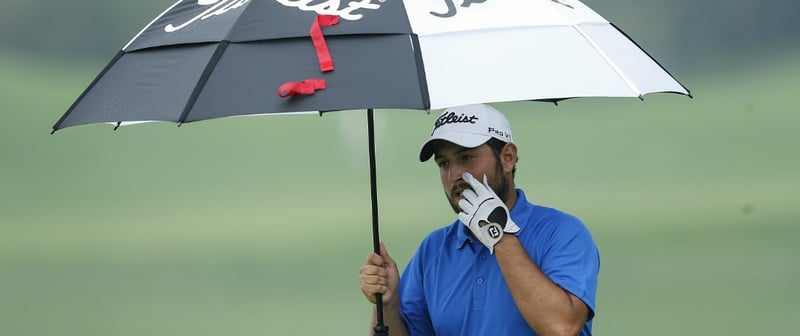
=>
[367,108,381,254]
[367,109,388,334]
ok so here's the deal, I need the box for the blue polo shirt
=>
[398,189,599,336]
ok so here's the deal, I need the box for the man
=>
[359,104,600,335]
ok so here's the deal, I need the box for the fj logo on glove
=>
[488,225,501,239]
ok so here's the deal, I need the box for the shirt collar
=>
[455,188,534,250]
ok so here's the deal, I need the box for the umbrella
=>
[51,0,690,334]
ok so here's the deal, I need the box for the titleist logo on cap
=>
[433,112,479,133]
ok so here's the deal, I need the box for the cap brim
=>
[418,132,492,162]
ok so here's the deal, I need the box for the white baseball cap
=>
[419,104,514,162]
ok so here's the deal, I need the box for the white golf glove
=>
[457,172,520,254]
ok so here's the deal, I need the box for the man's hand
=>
[457,172,519,254]
[359,243,400,306]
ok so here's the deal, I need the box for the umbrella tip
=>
[638,95,644,101]
[113,122,121,131]
[50,129,56,135]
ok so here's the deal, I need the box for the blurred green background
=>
[2,1,798,335]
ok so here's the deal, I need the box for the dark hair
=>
[486,138,517,178]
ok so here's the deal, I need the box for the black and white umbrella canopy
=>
[52,0,689,131]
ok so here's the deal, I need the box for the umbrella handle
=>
[367,109,389,336]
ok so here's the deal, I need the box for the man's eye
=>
[437,161,448,168]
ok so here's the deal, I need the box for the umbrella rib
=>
[51,50,126,133]
[609,23,692,98]
[409,34,431,110]
[178,40,231,125]
[572,23,642,98]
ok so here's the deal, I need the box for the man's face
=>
[433,141,509,214]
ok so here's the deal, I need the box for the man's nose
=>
[448,164,466,183]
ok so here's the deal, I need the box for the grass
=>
[1,49,799,335]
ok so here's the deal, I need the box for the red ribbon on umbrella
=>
[278,78,327,98]
[278,14,339,97]
[311,14,339,72]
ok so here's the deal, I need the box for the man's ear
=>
[500,143,518,173]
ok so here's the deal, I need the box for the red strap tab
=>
[278,79,327,98]
[310,14,339,72]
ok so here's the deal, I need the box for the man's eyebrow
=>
[434,147,474,161]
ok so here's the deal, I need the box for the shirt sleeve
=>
[398,240,436,335]
[531,213,600,319]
